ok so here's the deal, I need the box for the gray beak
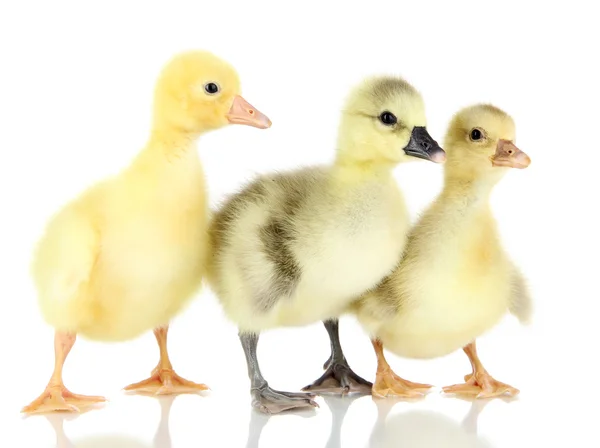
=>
[403,127,446,163]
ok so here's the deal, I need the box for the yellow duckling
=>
[353,103,531,398]
[207,75,445,413]
[22,50,271,414]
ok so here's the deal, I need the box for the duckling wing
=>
[208,166,328,316]
[508,264,533,325]
[31,204,101,331]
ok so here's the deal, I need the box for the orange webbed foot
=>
[442,370,519,398]
[22,385,106,414]
[372,368,433,399]
[124,367,209,396]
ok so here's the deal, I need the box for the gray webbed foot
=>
[251,385,319,414]
[302,358,373,395]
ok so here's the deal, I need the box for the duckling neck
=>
[128,122,205,172]
[144,125,201,158]
[441,174,496,206]
[124,125,205,196]
[332,149,396,184]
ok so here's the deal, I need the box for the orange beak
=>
[491,139,531,169]
[226,95,271,129]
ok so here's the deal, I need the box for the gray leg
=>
[239,331,318,414]
[301,319,373,394]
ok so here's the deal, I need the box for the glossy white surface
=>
[1,0,599,446]
[5,308,600,447]
[8,380,600,447]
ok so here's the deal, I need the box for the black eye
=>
[470,128,483,141]
[204,83,219,94]
[379,111,397,126]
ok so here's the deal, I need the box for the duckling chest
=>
[102,191,209,289]
[388,222,512,357]
[296,192,409,305]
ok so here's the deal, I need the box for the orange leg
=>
[21,332,106,414]
[442,341,519,398]
[371,339,432,398]
[124,325,208,395]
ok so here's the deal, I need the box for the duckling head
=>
[151,50,271,135]
[443,104,530,183]
[335,76,445,169]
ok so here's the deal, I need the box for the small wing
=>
[31,203,101,330]
[508,264,533,325]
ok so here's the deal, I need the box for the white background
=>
[1,1,599,447]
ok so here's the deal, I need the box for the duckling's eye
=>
[204,82,220,95]
[470,128,484,141]
[379,111,397,126]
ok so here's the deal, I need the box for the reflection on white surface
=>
[242,394,497,448]
[245,410,270,448]
[44,413,77,448]
[18,388,588,447]
[368,398,495,448]
[245,399,318,448]
[45,397,175,448]
[322,395,362,448]
[243,395,363,448]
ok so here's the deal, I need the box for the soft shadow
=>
[245,404,318,448]
[367,397,501,448]
[44,396,175,448]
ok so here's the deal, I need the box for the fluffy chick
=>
[353,104,532,399]
[22,50,270,414]
[207,75,444,413]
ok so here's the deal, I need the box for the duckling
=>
[353,104,531,399]
[22,50,271,414]
[207,75,445,414]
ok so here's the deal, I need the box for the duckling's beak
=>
[403,126,446,163]
[226,95,272,129]
[491,140,531,169]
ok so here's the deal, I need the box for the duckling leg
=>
[240,331,319,414]
[442,341,519,398]
[302,319,372,395]
[371,339,432,399]
[21,332,106,414]
[123,326,208,395]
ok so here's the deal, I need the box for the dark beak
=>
[403,126,446,163]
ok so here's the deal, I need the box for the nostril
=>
[508,149,514,154]
[249,109,255,115]
[422,142,431,151]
